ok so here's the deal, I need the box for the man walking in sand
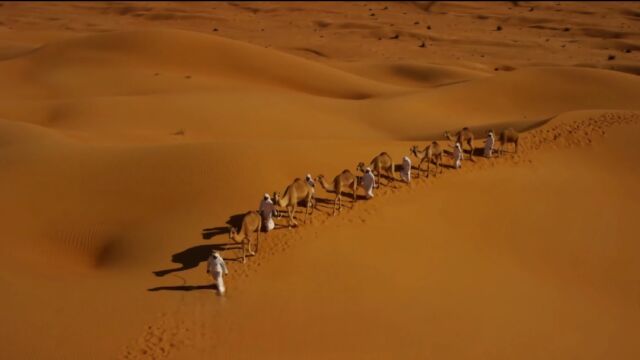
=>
[207,250,229,295]
[400,155,412,183]
[362,167,376,199]
[484,130,495,158]
[259,193,277,232]
[305,173,316,194]
[453,142,463,169]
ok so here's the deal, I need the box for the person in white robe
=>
[453,142,463,169]
[259,193,276,232]
[207,250,229,295]
[400,156,412,183]
[362,167,376,199]
[305,174,316,194]
[484,130,495,158]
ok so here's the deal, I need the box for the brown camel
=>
[229,211,261,264]
[316,170,363,216]
[499,128,520,155]
[410,141,444,178]
[357,152,395,186]
[273,178,315,228]
[444,127,475,160]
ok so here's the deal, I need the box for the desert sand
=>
[0,2,639,359]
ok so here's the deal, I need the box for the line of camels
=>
[229,127,520,262]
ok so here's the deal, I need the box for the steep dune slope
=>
[182,115,640,360]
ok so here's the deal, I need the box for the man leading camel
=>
[305,174,316,195]
[259,193,277,232]
[484,130,495,158]
[453,142,463,169]
[362,167,376,199]
[400,156,412,183]
[207,250,229,296]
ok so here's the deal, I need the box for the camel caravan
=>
[226,127,520,263]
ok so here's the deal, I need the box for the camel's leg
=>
[304,195,312,224]
[515,139,519,153]
[333,193,338,216]
[288,206,296,228]
[422,157,428,178]
[242,237,247,264]
[255,226,260,254]
[352,182,357,202]
[435,157,440,177]
[468,141,474,160]
[309,193,315,215]
[376,165,385,187]
[248,234,255,256]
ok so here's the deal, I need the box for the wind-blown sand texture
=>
[1,2,639,359]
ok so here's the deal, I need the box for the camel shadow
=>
[313,197,338,211]
[152,243,241,278]
[313,195,363,208]
[471,147,488,158]
[311,206,333,215]
[201,213,246,240]
[393,163,409,173]
[148,284,217,292]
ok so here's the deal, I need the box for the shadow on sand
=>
[152,243,243,278]
[201,213,247,240]
[148,283,217,292]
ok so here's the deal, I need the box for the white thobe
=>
[307,178,316,194]
[259,199,275,231]
[401,157,411,183]
[484,134,495,157]
[362,172,376,199]
[453,146,463,169]
[208,254,228,294]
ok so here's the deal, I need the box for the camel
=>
[444,127,475,160]
[316,170,363,216]
[498,128,520,156]
[410,141,444,178]
[357,152,396,186]
[273,178,315,228]
[229,211,262,264]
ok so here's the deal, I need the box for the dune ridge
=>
[0,29,639,147]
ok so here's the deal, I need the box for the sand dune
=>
[1,29,639,145]
[0,29,401,100]
[1,2,640,359]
